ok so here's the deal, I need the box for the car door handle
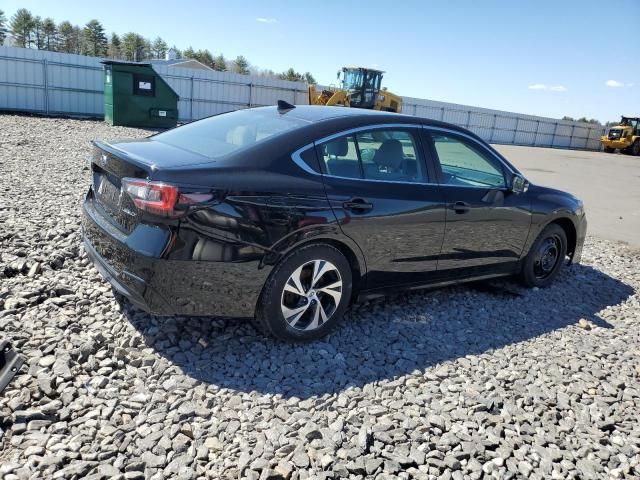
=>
[452,201,470,214]
[343,198,373,212]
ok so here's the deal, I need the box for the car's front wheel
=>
[520,224,567,288]
[254,244,352,341]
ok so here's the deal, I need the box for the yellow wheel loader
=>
[308,66,403,113]
[600,115,640,155]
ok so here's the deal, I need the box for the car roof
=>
[253,105,469,132]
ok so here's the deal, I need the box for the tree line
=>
[0,8,316,83]
[562,116,602,125]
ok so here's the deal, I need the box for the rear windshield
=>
[153,108,310,159]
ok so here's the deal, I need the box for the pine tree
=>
[183,46,196,59]
[82,19,107,57]
[170,45,182,59]
[303,72,316,84]
[213,54,227,72]
[142,37,152,60]
[195,49,215,68]
[151,37,168,59]
[58,21,80,53]
[278,68,302,82]
[33,16,45,49]
[72,25,82,54]
[0,10,8,46]
[121,32,147,61]
[232,55,250,75]
[108,33,121,59]
[10,8,35,48]
[41,17,57,51]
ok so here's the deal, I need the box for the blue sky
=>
[4,0,639,122]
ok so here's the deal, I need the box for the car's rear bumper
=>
[82,194,268,318]
[83,237,173,314]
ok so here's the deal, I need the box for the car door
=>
[316,126,446,289]
[423,128,532,275]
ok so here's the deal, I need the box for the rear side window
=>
[320,136,362,179]
[318,129,426,183]
[154,109,310,159]
[356,130,424,182]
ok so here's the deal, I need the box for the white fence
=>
[0,46,604,150]
[402,97,603,150]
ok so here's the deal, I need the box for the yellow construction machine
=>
[308,66,402,113]
[600,115,640,155]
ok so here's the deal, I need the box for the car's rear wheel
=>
[520,224,567,288]
[603,146,615,153]
[254,244,352,341]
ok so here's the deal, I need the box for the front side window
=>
[342,69,363,91]
[431,133,506,188]
[319,129,426,183]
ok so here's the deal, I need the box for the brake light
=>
[121,178,212,216]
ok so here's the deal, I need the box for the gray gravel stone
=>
[1,115,640,479]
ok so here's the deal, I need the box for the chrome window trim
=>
[313,123,426,145]
[291,123,434,186]
[291,145,319,176]
[290,122,525,189]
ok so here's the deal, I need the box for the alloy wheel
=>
[280,259,343,331]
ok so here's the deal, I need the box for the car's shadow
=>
[122,264,634,399]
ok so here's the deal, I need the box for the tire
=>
[520,224,567,288]
[254,243,353,341]
[632,139,640,156]
[603,146,615,153]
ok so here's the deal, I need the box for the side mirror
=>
[511,174,529,194]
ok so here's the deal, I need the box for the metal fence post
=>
[248,83,253,107]
[533,120,540,146]
[440,107,445,121]
[42,59,49,114]
[489,114,497,143]
[512,118,519,144]
[551,122,558,147]
[465,110,471,128]
[189,77,194,121]
[413,104,417,116]
[569,124,576,149]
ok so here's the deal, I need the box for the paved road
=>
[494,145,640,248]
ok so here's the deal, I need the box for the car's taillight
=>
[121,178,213,217]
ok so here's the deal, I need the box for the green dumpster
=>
[102,60,179,128]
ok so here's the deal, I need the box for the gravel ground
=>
[1,114,639,480]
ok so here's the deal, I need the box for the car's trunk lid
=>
[89,139,214,232]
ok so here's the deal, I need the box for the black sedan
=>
[82,104,587,341]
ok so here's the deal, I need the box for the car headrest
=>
[372,139,404,169]
[227,126,255,146]
[326,137,348,157]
